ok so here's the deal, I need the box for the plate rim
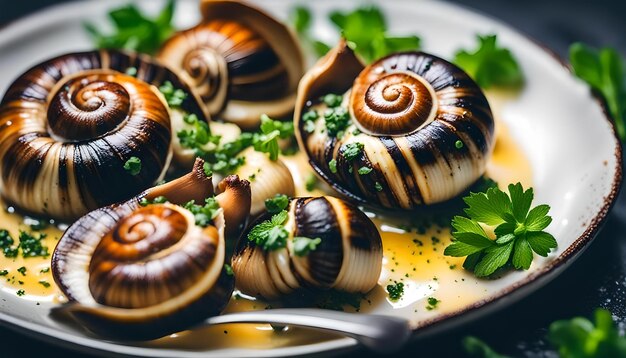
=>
[0,0,621,356]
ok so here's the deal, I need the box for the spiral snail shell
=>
[157,0,305,129]
[294,41,495,209]
[231,196,382,300]
[51,159,251,340]
[0,49,208,220]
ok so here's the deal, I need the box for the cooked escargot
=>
[231,196,382,299]
[157,0,305,129]
[51,159,251,340]
[234,147,295,216]
[294,41,495,209]
[0,49,207,220]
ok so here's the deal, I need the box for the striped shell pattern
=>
[294,41,495,209]
[232,196,382,299]
[158,0,305,129]
[0,49,207,220]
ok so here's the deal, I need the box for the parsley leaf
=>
[454,34,523,89]
[18,231,49,258]
[123,156,142,176]
[183,198,221,227]
[549,308,626,357]
[569,43,626,141]
[247,210,290,251]
[83,0,175,55]
[253,115,294,161]
[386,282,404,301]
[265,194,290,214]
[324,106,351,137]
[159,81,188,108]
[305,174,317,192]
[341,142,364,161]
[293,236,322,256]
[444,183,555,277]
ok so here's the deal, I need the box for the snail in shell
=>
[231,196,382,299]
[157,0,305,129]
[294,40,495,209]
[234,147,295,216]
[51,159,251,340]
[0,49,208,220]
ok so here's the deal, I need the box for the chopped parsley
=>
[293,236,322,256]
[375,182,383,192]
[323,93,343,108]
[125,67,137,76]
[386,282,404,301]
[123,156,142,176]
[17,266,26,276]
[426,297,440,310]
[341,142,364,161]
[16,289,25,297]
[159,80,187,108]
[454,34,523,89]
[302,109,319,122]
[0,270,8,276]
[38,280,51,288]
[224,264,234,276]
[444,183,555,277]
[358,166,373,175]
[328,159,338,173]
[183,198,221,227]
[305,174,317,191]
[140,196,168,206]
[265,194,290,214]
[247,211,290,251]
[253,115,294,161]
[324,107,351,137]
[455,140,464,149]
[40,267,50,273]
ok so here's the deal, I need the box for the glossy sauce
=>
[0,91,531,349]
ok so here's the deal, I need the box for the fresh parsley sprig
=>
[183,198,221,228]
[248,211,290,251]
[454,34,523,89]
[253,115,294,161]
[265,194,290,214]
[84,0,175,55]
[444,183,556,277]
[290,6,420,63]
[569,43,626,141]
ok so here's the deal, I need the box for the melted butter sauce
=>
[0,90,531,349]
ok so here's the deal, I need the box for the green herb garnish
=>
[0,270,8,276]
[454,34,523,89]
[17,266,26,276]
[183,198,221,227]
[358,166,372,175]
[40,267,50,273]
[265,194,290,214]
[386,282,404,301]
[305,174,317,192]
[463,336,509,358]
[328,159,338,173]
[16,289,25,297]
[426,297,440,310]
[323,106,351,138]
[19,231,49,258]
[455,140,464,149]
[247,211,290,251]
[253,115,294,161]
[159,81,188,108]
[123,156,142,176]
[224,264,234,276]
[569,43,626,140]
[375,182,383,192]
[293,236,322,256]
[444,183,555,277]
[341,142,364,161]
[83,0,175,55]
[323,94,343,108]
[38,280,51,288]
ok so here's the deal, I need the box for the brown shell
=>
[51,160,251,340]
[294,41,495,209]
[231,196,382,299]
[0,49,208,220]
[158,0,305,129]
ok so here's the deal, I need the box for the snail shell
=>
[0,49,207,220]
[294,41,495,209]
[157,0,305,129]
[234,147,295,216]
[231,196,382,299]
[52,159,251,340]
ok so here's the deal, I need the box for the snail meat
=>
[158,0,305,129]
[51,159,251,340]
[0,49,208,220]
[231,195,383,300]
[294,40,495,209]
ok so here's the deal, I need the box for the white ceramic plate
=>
[0,0,621,357]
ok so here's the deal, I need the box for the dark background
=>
[1,0,626,357]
